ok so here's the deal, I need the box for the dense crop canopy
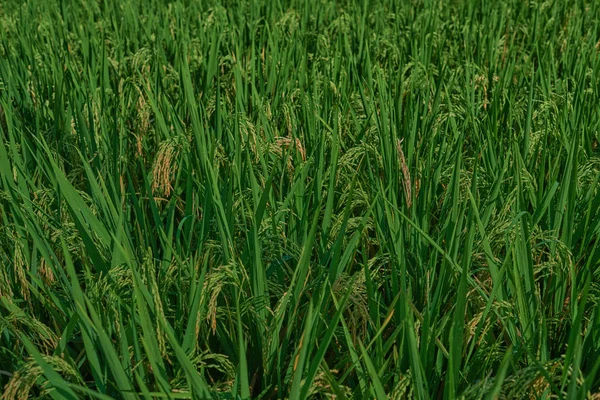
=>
[1,0,600,398]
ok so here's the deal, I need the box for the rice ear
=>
[396,138,412,209]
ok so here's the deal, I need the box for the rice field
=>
[1,0,600,398]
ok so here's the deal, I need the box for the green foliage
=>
[1,0,600,398]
